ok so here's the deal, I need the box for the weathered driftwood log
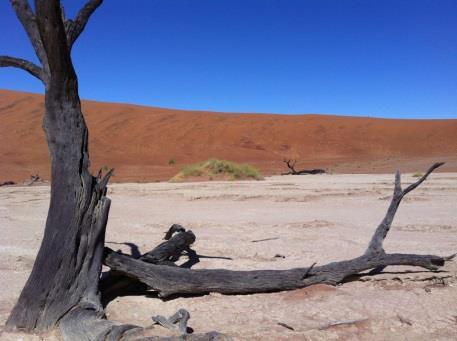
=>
[104,163,453,298]
[282,159,325,175]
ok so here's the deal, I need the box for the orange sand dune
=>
[1,89,456,182]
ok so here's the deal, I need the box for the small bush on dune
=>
[180,163,204,177]
[171,159,263,182]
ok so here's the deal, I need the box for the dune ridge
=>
[1,89,456,182]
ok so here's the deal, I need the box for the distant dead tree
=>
[282,159,325,175]
[1,1,453,340]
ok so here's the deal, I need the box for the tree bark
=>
[104,249,452,298]
[5,0,111,332]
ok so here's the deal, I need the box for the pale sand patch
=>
[1,173,456,340]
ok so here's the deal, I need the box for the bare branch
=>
[65,0,103,48]
[283,159,297,173]
[402,162,445,196]
[366,163,445,255]
[10,0,48,72]
[0,55,44,82]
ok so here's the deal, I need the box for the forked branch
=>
[366,162,445,255]
[64,0,103,48]
[283,159,297,173]
[6,0,103,83]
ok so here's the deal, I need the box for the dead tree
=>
[0,1,195,339]
[2,0,122,333]
[282,159,325,175]
[1,2,453,340]
[1,3,226,338]
[102,163,454,298]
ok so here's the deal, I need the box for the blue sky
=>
[0,0,456,118]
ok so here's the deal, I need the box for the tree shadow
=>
[180,247,233,269]
[105,241,141,258]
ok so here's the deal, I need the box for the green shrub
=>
[180,163,204,177]
[171,159,263,182]
[168,158,176,166]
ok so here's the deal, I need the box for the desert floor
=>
[1,173,456,340]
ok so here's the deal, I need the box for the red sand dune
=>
[1,89,456,182]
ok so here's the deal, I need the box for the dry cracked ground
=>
[1,173,456,340]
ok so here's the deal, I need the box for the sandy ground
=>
[1,173,457,340]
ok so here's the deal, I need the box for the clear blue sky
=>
[1,0,456,118]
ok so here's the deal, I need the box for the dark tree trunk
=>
[2,4,224,338]
[4,0,110,331]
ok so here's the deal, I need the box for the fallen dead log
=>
[103,162,454,299]
[281,159,325,175]
[104,248,451,298]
